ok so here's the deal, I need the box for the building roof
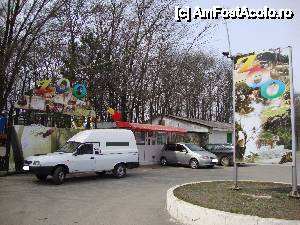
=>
[164,115,233,132]
[116,121,187,133]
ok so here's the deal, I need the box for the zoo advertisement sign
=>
[234,47,293,164]
[15,78,96,117]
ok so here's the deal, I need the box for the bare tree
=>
[5,0,233,126]
[0,0,63,112]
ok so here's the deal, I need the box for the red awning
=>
[116,122,187,133]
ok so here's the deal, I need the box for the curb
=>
[166,181,300,225]
[0,171,28,177]
[0,171,8,177]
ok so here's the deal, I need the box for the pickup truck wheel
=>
[36,174,47,181]
[113,164,126,178]
[221,156,230,167]
[189,159,199,169]
[52,166,66,185]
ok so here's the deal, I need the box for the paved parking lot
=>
[0,159,299,225]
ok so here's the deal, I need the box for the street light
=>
[222,51,234,60]
[222,51,230,57]
[221,18,239,190]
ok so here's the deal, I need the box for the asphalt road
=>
[0,157,299,225]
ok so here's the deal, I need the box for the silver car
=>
[160,143,218,168]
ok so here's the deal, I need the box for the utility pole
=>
[223,18,239,190]
[288,46,300,198]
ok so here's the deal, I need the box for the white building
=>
[152,115,233,146]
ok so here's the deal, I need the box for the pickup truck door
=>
[69,143,95,172]
[92,143,106,171]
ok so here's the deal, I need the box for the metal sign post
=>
[288,46,299,197]
[232,56,239,190]
[224,18,239,190]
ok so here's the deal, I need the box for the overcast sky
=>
[185,0,299,93]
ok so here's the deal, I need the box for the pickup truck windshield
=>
[185,144,205,152]
[57,142,81,153]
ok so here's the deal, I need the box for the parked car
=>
[23,129,139,184]
[160,143,218,169]
[203,144,233,166]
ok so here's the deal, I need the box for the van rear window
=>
[106,142,129,147]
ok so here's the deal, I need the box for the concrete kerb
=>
[0,171,8,177]
[166,180,300,225]
[0,170,28,177]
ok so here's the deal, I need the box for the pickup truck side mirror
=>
[95,150,99,155]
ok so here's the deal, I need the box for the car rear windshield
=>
[185,144,205,152]
[57,141,81,153]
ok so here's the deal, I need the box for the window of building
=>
[157,133,166,145]
[135,132,145,145]
[227,133,233,144]
[147,131,154,137]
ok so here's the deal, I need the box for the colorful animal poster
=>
[14,95,30,109]
[29,96,46,111]
[14,78,95,117]
[234,47,293,164]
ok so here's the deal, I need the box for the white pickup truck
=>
[23,129,139,184]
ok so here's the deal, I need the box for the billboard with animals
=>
[14,78,96,118]
[234,47,293,164]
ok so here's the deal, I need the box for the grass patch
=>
[173,181,300,220]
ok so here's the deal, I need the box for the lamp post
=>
[222,19,239,190]
[288,46,300,198]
